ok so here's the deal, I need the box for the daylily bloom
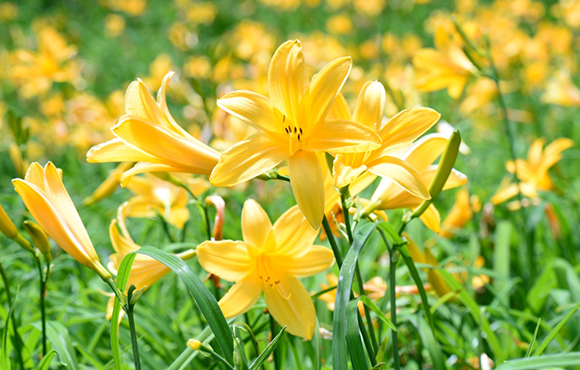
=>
[12,162,111,280]
[541,71,580,107]
[125,174,191,229]
[330,80,438,202]
[196,199,335,339]
[404,233,451,297]
[440,188,474,238]
[83,162,134,206]
[370,134,468,233]
[414,27,477,99]
[491,138,573,204]
[212,40,381,228]
[87,71,220,187]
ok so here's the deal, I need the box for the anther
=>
[282,115,286,123]
[299,127,303,134]
[297,134,301,141]
[284,127,289,134]
[293,127,297,134]
[275,280,280,284]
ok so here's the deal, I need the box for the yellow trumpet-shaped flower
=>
[125,174,192,229]
[196,199,335,339]
[86,71,220,186]
[413,27,477,99]
[541,71,580,107]
[440,188,473,239]
[491,137,573,204]
[12,162,111,280]
[370,134,468,233]
[330,80,438,200]
[212,40,381,228]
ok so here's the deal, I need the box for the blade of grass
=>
[533,301,580,356]
[495,352,580,369]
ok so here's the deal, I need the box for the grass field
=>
[1,0,580,369]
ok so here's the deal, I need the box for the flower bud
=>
[187,339,202,351]
[0,203,18,239]
[23,221,52,262]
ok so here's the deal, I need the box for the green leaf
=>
[345,299,370,370]
[415,316,447,370]
[36,349,57,370]
[332,222,378,370]
[494,221,512,308]
[495,352,580,369]
[533,301,580,356]
[313,319,322,370]
[358,296,396,332]
[1,291,14,370]
[118,246,235,366]
[111,252,137,370]
[37,322,79,370]
[249,326,286,370]
[525,318,541,358]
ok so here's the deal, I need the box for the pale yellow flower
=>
[440,188,473,238]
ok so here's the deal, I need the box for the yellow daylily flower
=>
[404,233,451,297]
[211,40,382,228]
[440,188,474,239]
[330,81,438,201]
[83,162,134,206]
[86,71,220,187]
[12,162,111,280]
[491,137,573,204]
[541,71,580,107]
[125,174,191,229]
[196,199,335,339]
[413,27,477,99]
[370,134,468,233]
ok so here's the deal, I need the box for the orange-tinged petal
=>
[306,119,381,153]
[242,199,274,250]
[87,138,160,164]
[196,240,253,281]
[366,156,430,200]
[288,151,324,228]
[264,275,316,339]
[353,81,385,130]
[218,274,262,318]
[309,56,352,127]
[490,183,519,205]
[376,108,441,156]
[418,204,441,233]
[210,133,290,187]
[217,91,282,133]
[272,205,319,257]
[24,162,46,190]
[279,245,334,277]
[109,219,140,258]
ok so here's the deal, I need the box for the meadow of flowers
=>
[1,0,579,369]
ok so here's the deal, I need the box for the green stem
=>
[388,244,401,370]
[157,214,176,243]
[322,215,343,268]
[0,260,24,370]
[270,314,281,370]
[203,205,212,240]
[33,253,47,356]
[127,289,142,370]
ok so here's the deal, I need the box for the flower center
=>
[282,115,304,154]
[257,254,290,299]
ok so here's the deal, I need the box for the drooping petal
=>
[210,133,290,187]
[156,71,192,137]
[218,274,262,318]
[375,108,441,156]
[540,138,574,171]
[264,275,316,339]
[420,166,468,191]
[242,199,274,250]
[418,204,441,233]
[86,138,160,164]
[309,56,352,127]
[217,91,282,133]
[196,240,254,281]
[268,40,308,123]
[288,151,324,228]
[353,81,386,130]
[306,119,381,153]
[366,156,430,200]
[109,219,140,257]
[278,245,334,277]
[272,205,319,257]
[490,183,519,205]
[120,163,193,188]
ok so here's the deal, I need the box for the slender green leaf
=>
[525,318,541,358]
[249,326,286,370]
[313,319,321,370]
[332,223,377,370]
[111,252,137,370]
[534,301,580,356]
[415,316,447,370]
[358,296,396,332]
[495,352,580,369]
[1,291,14,370]
[36,349,57,370]
[345,299,370,370]
[42,322,79,370]
[494,221,511,308]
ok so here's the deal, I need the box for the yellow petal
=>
[490,183,519,205]
[217,91,282,133]
[376,108,441,156]
[327,93,352,120]
[113,116,219,172]
[264,275,316,339]
[332,155,367,189]
[400,134,448,174]
[288,151,324,229]
[219,274,262,318]
[242,199,274,250]
[540,138,574,171]
[421,167,468,191]
[366,156,430,200]
[210,133,290,187]
[268,40,308,123]
[167,206,189,229]
[125,79,171,132]
[86,138,160,164]
[196,240,253,281]
[272,205,319,257]
[306,119,381,153]
[156,71,192,137]
[353,81,386,130]
[24,162,46,190]
[418,204,441,233]
[279,245,334,277]
[120,163,192,188]
[309,56,352,126]
[109,219,140,259]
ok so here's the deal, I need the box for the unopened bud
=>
[130,286,146,305]
[205,195,225,241]
[0,203,18,239]
[187,339,202,351]
[23,221,51,262]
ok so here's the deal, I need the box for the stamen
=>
[284,127,289,134]
[299,127,303,134]
[282,115,286,123]
[293,127,297,134]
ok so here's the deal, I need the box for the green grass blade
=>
[42,322,79,370]
[249,326,286,370]
[332,222,377,370]
[359,296,396,332]
[525,318,541,358]
[313,319,322,370]
[533,301,580,356]
[36,349,57,370]
[416,316,447,370]
[494,221,511,308]
[1,290,14,370]
[495,352,580,369]
[346,299,370,370]
[122,246,235,366]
